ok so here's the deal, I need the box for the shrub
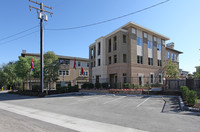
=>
[187,90,198,106]
[151,83,162,87]
[134,84,141,89]
[102,83,109,89]
[56,86,67,93]
[124,83,133,89]
[69,85,79,92]
[32,85,40,92]
[95,83,101,89]
[180,86,190,100]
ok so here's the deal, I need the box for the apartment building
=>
[89,22,182,88]
[21,50,89,89]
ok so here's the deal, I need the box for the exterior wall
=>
[89,22,182,87]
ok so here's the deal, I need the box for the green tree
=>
[44,51,60,90]
[15,57,40,90]
[193,66,200,79]
[165,60,179,79]
[0,62,21,90]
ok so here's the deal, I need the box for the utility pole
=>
[29,0,53,93]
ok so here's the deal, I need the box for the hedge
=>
[180,86,198,106]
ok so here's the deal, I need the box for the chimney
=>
[166,42,174,49]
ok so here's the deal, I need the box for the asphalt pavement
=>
[0,92,200,132]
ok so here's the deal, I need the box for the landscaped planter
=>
[108,89,144,95]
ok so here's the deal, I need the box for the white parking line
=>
[103,96,126,104]
[136,97,150,107]
[0,102,147,132]
[78,95,106,102]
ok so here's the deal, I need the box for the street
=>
[0,92,200,132]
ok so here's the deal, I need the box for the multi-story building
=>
[21,50,89,89]
[89,22,182,88]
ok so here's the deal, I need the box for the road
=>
[0,92,200,132]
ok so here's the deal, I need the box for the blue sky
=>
[0,0,199,73]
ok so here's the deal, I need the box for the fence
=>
[88,77,163,89]
[165,78,200,96]
[165,79,186,91]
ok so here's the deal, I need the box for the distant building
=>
[21,50,89,89]
[89,22,182,88]
[179,69,189,78]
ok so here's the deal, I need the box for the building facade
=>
[89,22,182,88]
[21,51,89,89]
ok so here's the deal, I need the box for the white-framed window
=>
[148,41,153,49]
[144,32,147,38]
[153,36,157,42]
[150,73,154,84]
[162,40,165,45]
[132,28,136,34]
[137,37,143,46]
[168,52,170,60]
[87,62,89,67]
[58,70,69,76]
[174,54,177,61]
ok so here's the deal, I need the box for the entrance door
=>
[96,75,99,83]
[139,76,142,86]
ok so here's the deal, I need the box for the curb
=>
[178,96,200,112]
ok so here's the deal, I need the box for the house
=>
[21,50,89,89]
[89,22,182,88]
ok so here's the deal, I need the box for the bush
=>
[95,83,101,89]
[102,83,109,89]
[124,83,133,89]
[180,86,190,100]
[134,84,141,89]
[56,86,67,93]
[32,85,40,92]
[187,90,198,106]
[151,83,162,87]
[68,85,79,92]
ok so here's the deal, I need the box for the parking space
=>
[1,93,200,132]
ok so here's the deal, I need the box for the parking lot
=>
[0,92,200,132]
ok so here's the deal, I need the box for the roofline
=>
[122,21,170,40]
[166,47,183,54]
[21,53,89,61]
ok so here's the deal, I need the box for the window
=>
[123,73,127,83]
[148,41,152,49]
[66,70,69,75]
[150,74,154,84]
[148,58,153,66]
[108,39,111,52]
[86,71,88,76]
[94,61,96,67]
[91,48,93,59]
[171,53,174,60]
[158,60,162,67]
[144,32,147,38]
[59,70,62,76]
[137,37,143,46]
[159,74,162,84]
[157,44,161,51]
[113,36,117,50]
[123,35,126,43]
[98,42,101,55]
[114,55,117,63]
[132,28,136,34]
[78,62,81,67]
[162,40,165,45]
[87,62,89,67]
[123,54,127,63]
[98,59,101,66]
[174,54,177,61]
[109,57,111,64]
[153,36,157,42]
[63,71,66,76]
[137,56,143,64]
[168,52,170,60]
[91,62,93,68]
[59,59,70,64]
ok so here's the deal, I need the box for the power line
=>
[0,25,39,41]
[0,30,39,46]
[45,0,169,31]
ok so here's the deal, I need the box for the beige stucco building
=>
[89,22,182,88]
[21,51,89,89]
